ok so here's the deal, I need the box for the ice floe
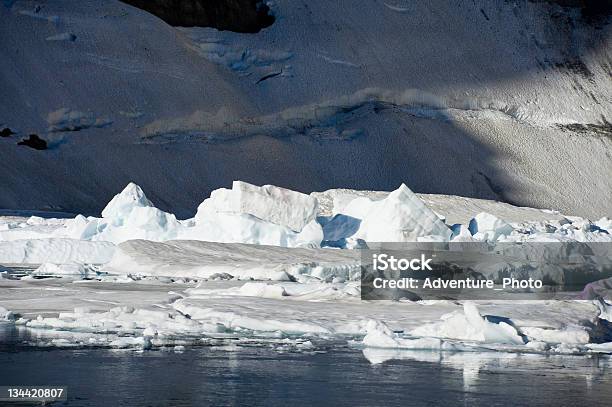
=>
[409,302,524,344]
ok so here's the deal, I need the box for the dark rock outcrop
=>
[17,134,47,150]
[0,128,15,137]
[120,0,274,33]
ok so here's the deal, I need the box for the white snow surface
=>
[1,1,611,218]
[0,238,114,264]
[104,239,360,281]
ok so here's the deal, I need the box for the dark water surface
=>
[1,324,611,406]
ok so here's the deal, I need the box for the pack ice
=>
[1,181,612,355]
[1,180,611,267]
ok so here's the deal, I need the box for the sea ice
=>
[411,302,525,345]
[0,238,115,264]
[362,319,447,350]
[32,263,91,278]
[0,306,14,321]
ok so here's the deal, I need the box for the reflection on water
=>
[1,324,611,406]
[362,347,612,392]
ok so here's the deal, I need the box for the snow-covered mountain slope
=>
[0,0,610,217]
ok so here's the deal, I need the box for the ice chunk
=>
[595,217,612,233]
[80,183,182,243]
[520,325,589,344]
[361,319,450,350]
[353,184,451,242]
[411,302,524,344]
[238,282,288,298]
[95,206,180,243]
[101,183,153,220]
[586,342,612,353]
[59,214,94,239]
[183,212,322,248]
[109,336,152,350]
[188,181,322,247]
[468,212,513,241]
[46,32,76,42]
[450,224,476,241]
[196,181,318,232]
[0,306,14,321]
[32,263,90,277]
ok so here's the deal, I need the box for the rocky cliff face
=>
[120,0,274,32]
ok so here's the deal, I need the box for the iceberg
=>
[468,212,513,241]
[101,182,154,221]
[352,184,452,242]
[189,181,323,247]
[59,183,180,244]
[196,181,318,232]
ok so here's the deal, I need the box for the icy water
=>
[1,325,611,406]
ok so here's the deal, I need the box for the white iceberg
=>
[468,212,514,241]
[0,306,14,321]
[196,181,318,232]
[187,181,323,247]
[60,183,180,244]
[352,184,451,242]
[101,182,154,220]
[31,263,91,278]
[362,319,447,350]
